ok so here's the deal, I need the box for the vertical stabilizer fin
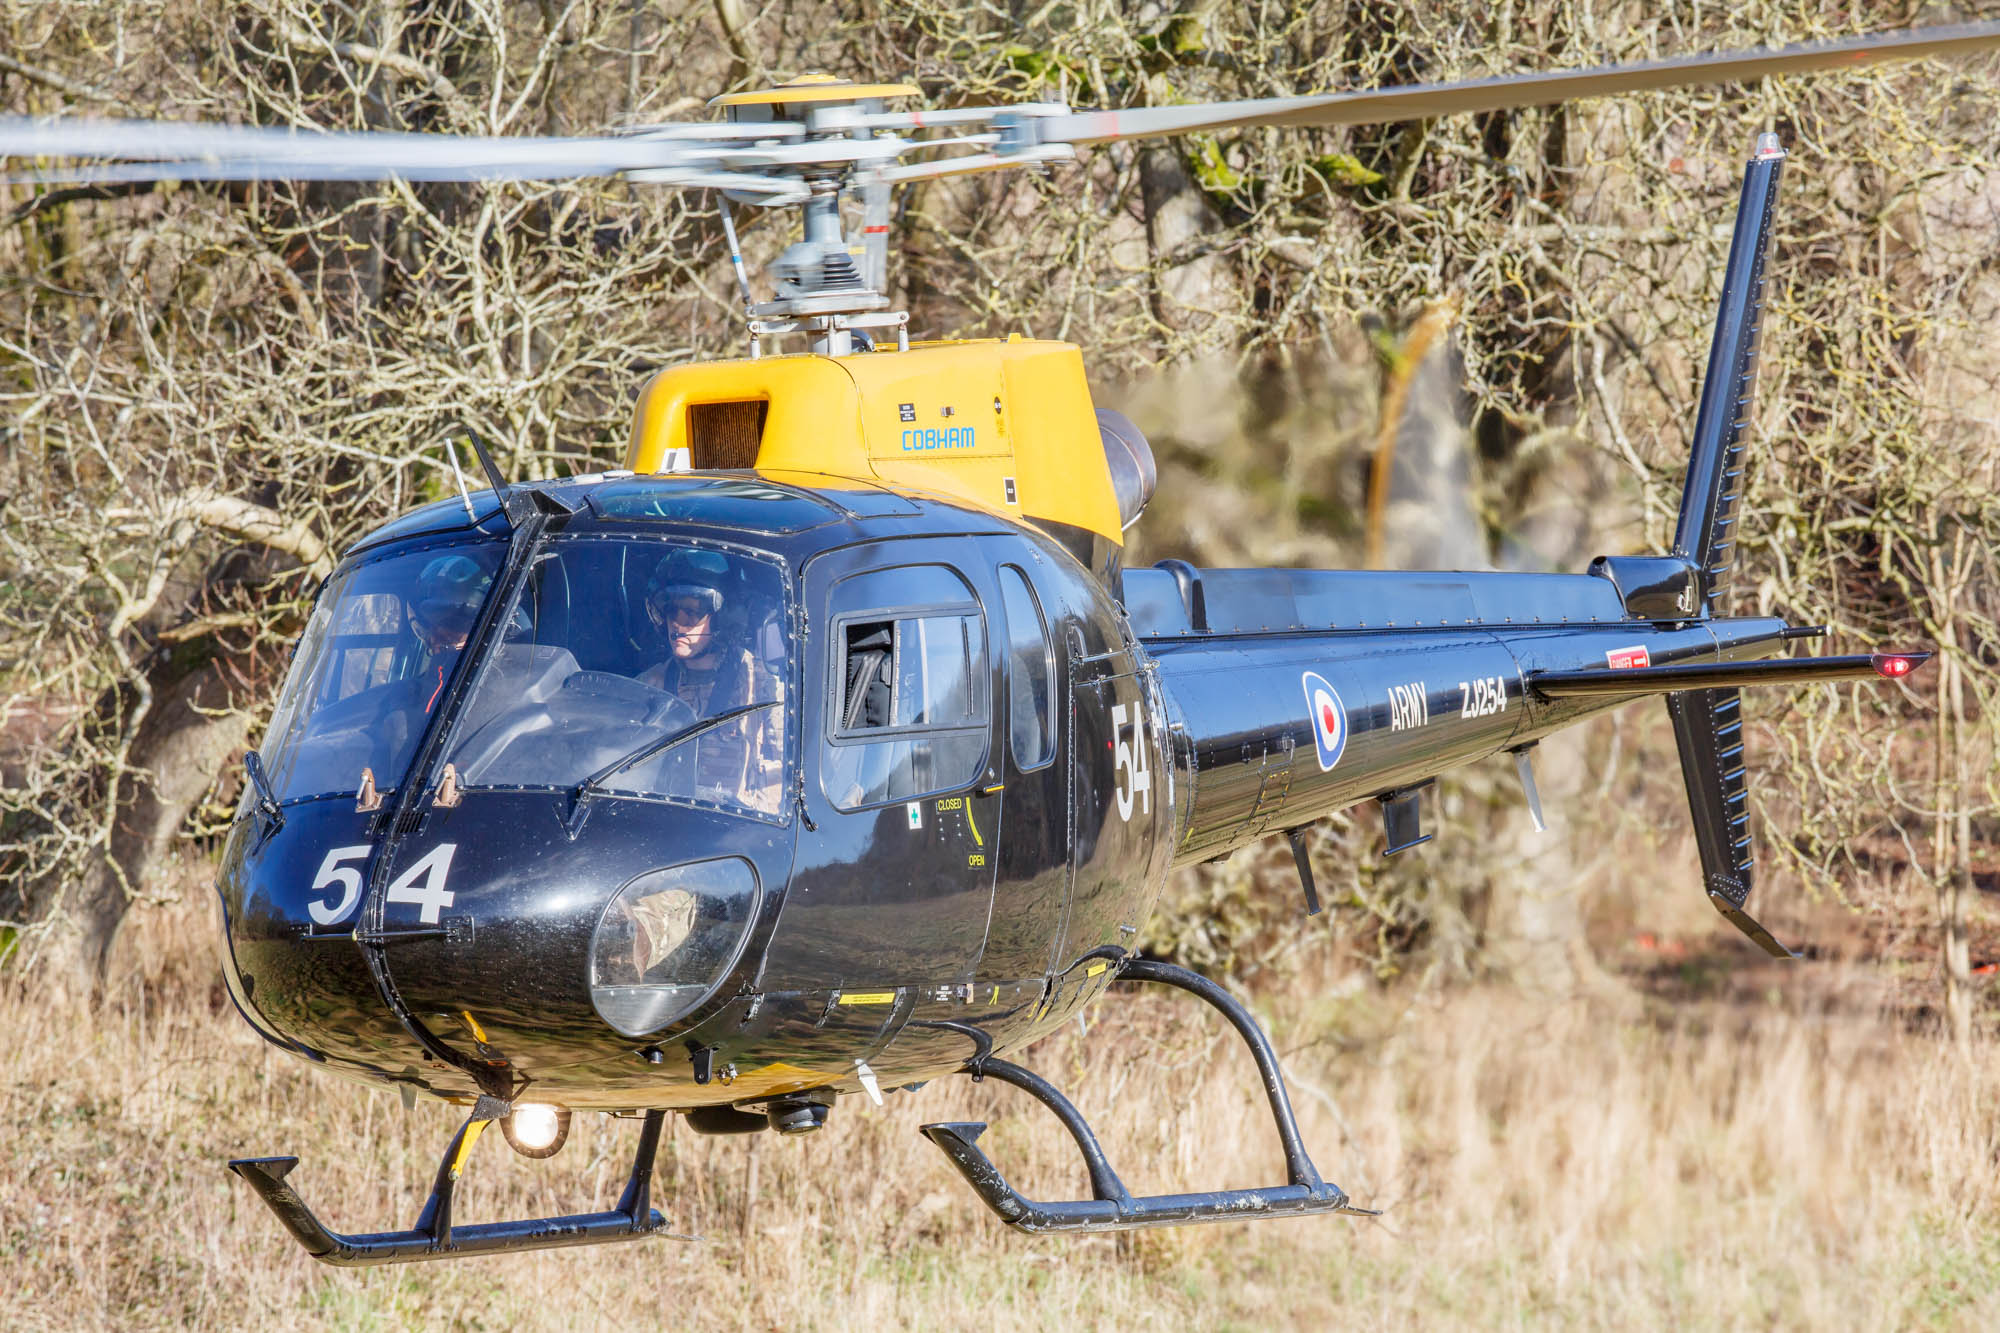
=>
[1673,133,1787,613]
[1667,688,1797,958]
[1664,135,1797,958]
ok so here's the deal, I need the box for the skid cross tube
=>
[921,958,1374,1233]
[227,1107,678,1266]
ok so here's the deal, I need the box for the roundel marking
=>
[1300,670,1347,772]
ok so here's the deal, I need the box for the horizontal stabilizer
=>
[1529,651,1929,698]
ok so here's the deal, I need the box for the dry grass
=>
[5,891,1998,1332]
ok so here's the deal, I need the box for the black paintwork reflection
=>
[979,545,1089,980]
[375,793,795,1082]
[767,794,1001,987]
[221,791,802,1096]
[218,799,428,1084]
[1063,664,1169,963]
[1145,614,1791,868]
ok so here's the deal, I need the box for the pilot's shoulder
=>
[737,646,778,690]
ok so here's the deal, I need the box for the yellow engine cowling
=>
[623,337,1131,574]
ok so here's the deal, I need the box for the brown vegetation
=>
[8,887,2000,1329]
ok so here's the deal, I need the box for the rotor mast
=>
[710,76,919,357]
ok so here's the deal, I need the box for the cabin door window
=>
[758,549,1002,989]
[997,565,1055,771]
[823,564,989,810]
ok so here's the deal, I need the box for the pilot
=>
[408,554,488,714]
[638,550,782,810]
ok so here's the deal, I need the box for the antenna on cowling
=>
[442,423,573,526]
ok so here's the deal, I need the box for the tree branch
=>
[0,54,114,103]
[8,182,158,228]
[712,0,760,90]
[274,18,478,128]
[164,488,332,579]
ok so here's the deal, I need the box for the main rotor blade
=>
[1041,21,2000,146]
[8,20,1997,192]
[0,117,795,184]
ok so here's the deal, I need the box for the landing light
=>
[588,859,763,1038]
[502,1103,571,1158]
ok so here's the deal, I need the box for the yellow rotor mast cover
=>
[709,74,920,109]
[625,338,1127,557]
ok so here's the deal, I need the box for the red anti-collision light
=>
[1874,653,1916,678]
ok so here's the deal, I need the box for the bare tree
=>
[1,2,1994,1016]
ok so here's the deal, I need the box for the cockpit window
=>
[999,565,1055,770]
[260,541,505,803]
[440,537,792,821]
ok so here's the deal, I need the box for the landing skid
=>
[228,1099,682,1266]
[922,958,1376,1233]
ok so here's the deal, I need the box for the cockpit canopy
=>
[261,531,793,823]
[261,540,505,805]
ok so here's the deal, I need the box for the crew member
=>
[408,554,488,714]
[638,549,782,810]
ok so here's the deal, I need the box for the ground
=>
[6,877,1998,1332]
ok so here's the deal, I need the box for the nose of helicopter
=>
[217,790,794,1099]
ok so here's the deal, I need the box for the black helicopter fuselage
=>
[216,469,1791,1116]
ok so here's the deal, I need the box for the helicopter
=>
[3,20,1984,1267]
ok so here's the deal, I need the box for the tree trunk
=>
[1139,146,1229,346]
[59,652,251,981]
[1373,322,1622,1001]
[1935,646,1973,1049]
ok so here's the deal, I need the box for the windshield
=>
[261,540,505,803]
[441,536,792,822]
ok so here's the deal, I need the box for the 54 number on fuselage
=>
[1112,701,1152,823]
[308,843,459,926]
